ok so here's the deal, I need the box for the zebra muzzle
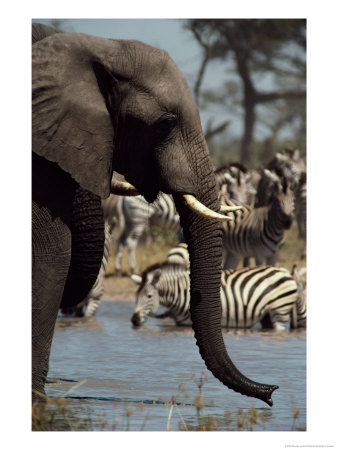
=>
[131,311,144,327]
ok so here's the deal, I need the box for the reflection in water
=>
[47,299,306,431]
[55,316,103,332]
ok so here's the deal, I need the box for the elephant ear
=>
[32,32,119,198]
[32,23,62,44]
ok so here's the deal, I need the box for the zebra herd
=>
[110,147,306,274]
[131,243,306,331]
[64,148,306,331]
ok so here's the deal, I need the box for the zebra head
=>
[215,162,256,205]
[291,265,307,328]
[131,269,162,326]
[256,169,283,206]
[267,149,306,190]
[274,175,295,229]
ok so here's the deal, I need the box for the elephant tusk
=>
[182,194,239,221]
[220,204,243,213]
[111,180,140,196]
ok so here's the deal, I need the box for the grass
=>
[106,221,306,277]
[32,372,305,431]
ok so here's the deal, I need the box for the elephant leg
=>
[60,186,105,310]
[32,200,71,401]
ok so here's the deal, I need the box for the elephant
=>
[32,23,278,406]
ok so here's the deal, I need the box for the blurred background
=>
[32,18,306,170]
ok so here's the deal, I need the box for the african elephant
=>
[32,23,278,406]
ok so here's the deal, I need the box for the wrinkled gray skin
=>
[32,24,278,406]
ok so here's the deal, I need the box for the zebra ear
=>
[151,269,162,286]
[131,274,142,285]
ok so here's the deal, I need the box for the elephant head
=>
[32,24,278,405]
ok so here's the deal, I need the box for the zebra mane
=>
[141,261,187,282]
[215,161,248,174]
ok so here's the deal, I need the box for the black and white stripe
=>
[295,171,306,241]
[220,176,294,268]
[214,163,257,206]
[266,148,306,191]
[131,261,305,330]
[115,194,181,274]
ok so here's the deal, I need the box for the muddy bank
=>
[103,275,137,302]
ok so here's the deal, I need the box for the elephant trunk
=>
[173,166,278,406]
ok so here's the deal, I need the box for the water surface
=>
[47,299,306,431]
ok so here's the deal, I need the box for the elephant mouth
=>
[111,180,241,221]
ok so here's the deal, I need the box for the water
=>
[47,299,306,431]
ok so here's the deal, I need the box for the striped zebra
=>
[267,148,306,191]
[214,163,257,206]
[255,168,285,207]
[130,260,306,331]
[290,264,307,328]
[295,171,306,259]
[220,175,294,269]
[166,242,190,267]
[114,193,181,275]
[61,221,115,317]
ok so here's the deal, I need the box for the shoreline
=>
[102,276,137,302]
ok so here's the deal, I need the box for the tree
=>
[185,19,306,165]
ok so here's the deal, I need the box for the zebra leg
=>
[224,252,240,269]
[271,310,290,331]
[115,237,124,276]
[126,235,141,275]
[265,253,278,266]
[243,256,250,267]
[260,314,273,329]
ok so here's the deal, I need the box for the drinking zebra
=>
[220,175,294,269]
[130,260,306,330]
[166,242,190,267]
[114,193,181,275]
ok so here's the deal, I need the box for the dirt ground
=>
[103,275,137,302]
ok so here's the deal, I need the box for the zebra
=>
[266,148,306,191]
[220,175,294,269]
[214,163,257,206]
[294,171,306,259]
[166,242,190,267]
[255,168,286,207]
[114,193,181,275]
[130,260,306,331]
[290,264,307,328]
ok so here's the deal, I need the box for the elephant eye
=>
[154,113,177,140]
